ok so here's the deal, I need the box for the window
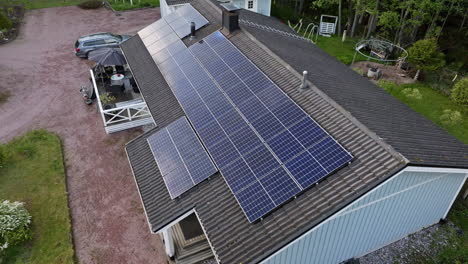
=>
[247,0,253,9]
[105,38,118,44]
[84,39,106,46]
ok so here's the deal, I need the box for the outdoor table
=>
[111,73,125,86]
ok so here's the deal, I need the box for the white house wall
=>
[231,0,271,16]
[257,0,271,16]
[261,167,467,264]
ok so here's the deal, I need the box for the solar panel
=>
[147,117,217,199]
[154,31,353,222]
[137,4,209,62]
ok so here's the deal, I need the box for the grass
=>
[109,0,159,11]
[378,81,468,144]
[0,0,86,9]
[314,35,367,65]
[0,130,75,264]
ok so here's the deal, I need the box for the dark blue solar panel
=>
[236,182,276,223]
[196,120,226,147]
[250,112,285,140]
[216,109,245,135]
[224,82,254,106]
[308,137,353,172]
[147,117,217,199]
[221,159,257,193]
[237,96,270,122]
[259,167,301,205]
[244,145,281,179]
[214,70,241,91]
[208,138,241,168]
[228,126,263,155]
[231,60,258,77]
[267,130,306,163]
[152,30,352,222]
[271,100,309,128]
[289,117,328,148]
[285,152,328,189]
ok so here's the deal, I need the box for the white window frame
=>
[245,0,257,12]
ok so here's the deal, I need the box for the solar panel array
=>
[153,30,353,222]
[138,4,208,58]
[147,117,217,199]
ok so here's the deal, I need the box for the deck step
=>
[175,246,214,264]
[176,239,211,260]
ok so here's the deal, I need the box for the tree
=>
[378,11,400,40]
[407,39,445,80]
[451,77,468,105]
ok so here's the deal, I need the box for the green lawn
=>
[378,81,468,144]
[314,35,367,65]
[0,0,85,9]
[0,130,75,264]
[109,0,159,11]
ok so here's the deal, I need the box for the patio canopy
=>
[88,48,126,66]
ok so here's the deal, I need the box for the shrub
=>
[451,77,468,105]
[77,0,103,9]
[0,201,32,253]
[402,88,423,100]
[0,12,12,31]
[408,39,445,80]
[440,109,462,126]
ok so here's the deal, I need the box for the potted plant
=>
[100,92,116,110]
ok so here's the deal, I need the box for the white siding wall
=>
[230,0,271,16]
[262,167,467,264]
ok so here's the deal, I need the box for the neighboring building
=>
[160,0,271,17]
[121,1,468,263]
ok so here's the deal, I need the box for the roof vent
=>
[221,3,240,34]
[299,70,309,90]
[190,22,196,40]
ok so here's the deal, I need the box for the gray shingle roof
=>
[123,1,467,263]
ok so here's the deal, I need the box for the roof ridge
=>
[239,19,311,42]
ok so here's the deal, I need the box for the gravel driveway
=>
[0,6,167,264]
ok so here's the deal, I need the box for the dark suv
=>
[74,32,131,58]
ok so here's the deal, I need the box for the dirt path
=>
[0,6,167,264]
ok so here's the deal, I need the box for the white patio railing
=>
[102,102,150,125]
[89,69,153,133]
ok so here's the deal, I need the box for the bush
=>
[451,77,468,105]
[0,201,32,253]
[402,88,423,100]
[77,0,103,9]
[0,12,12,31]
[440,109,462,126]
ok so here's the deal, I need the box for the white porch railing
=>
[102,102,150,125]
[89,69,153,133]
